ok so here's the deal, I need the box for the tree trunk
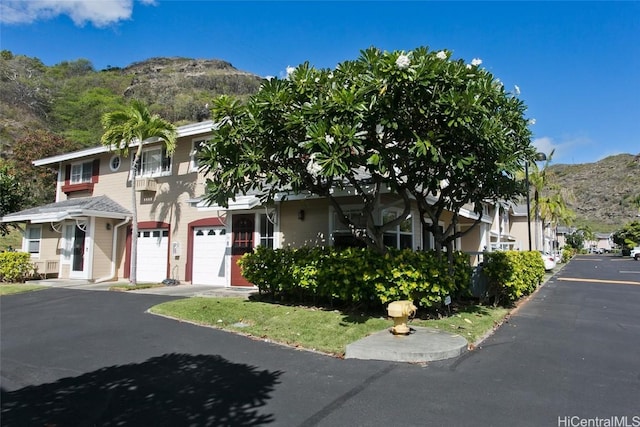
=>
[129,153,139,285]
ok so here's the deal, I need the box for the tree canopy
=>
[612,221,640,249]
[0,162,25,236]
[200,46,537,253]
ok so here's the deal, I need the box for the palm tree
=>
[527,150,575,251]
[101,100,177,285]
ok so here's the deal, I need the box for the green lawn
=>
[0,283,48,295]
[150,298,510,357]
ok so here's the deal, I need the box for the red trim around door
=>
[124,221,171,279]
[185,217,225,283]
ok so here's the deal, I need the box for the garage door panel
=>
[192,227,227,286]
[137,229,168,283]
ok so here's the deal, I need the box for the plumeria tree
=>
[200,46,536,256]
[101,100,177,285]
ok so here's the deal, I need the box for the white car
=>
[540,252,557,271]
[630,247,640,261]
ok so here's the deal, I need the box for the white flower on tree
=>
[396,54,411,69]
[436,51,447,60]
[471,58,482,66]
[325,134,335,145]
[306,153,321,177]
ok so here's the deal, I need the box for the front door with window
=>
[67,223,89,279]
[231,214,254,286]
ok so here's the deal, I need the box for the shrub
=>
[483,251,544,306]
[0,252,35,283]
[561,247,575,263]
[239,247,472,310]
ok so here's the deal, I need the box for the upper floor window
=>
[109,155,121,172]
[25,226,41,256]
[70,161,93,184]
[133,146,172,177]
[63,159,98,195]
[190,138,209,171]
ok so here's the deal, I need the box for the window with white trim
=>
[109,155,121,172]
[190,138,209,171]
[259,214,275,249]
[382,210,413,250]
[132,146,172,177]
[332,208,367,248]
[70,161,93,184]
[25,226,42,256]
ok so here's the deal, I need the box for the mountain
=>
[0,53,263,152]
[548,154,640,232]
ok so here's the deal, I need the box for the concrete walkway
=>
[26,278,258,298]
[26,278,469,363]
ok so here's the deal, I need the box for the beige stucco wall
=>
[279,199,329,248]
[29,225,61,277]
[91,218,114,280]
[509,216,529,251]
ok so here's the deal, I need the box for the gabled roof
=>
[1,195,131,224]
[33,120,215,166]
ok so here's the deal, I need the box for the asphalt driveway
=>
[2,254,639,426]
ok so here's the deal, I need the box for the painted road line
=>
[558,277,640,286]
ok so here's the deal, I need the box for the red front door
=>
[231,214,254,286]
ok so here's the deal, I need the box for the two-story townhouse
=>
[489,202,548,252]
[2,120,497,286]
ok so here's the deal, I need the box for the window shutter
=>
[64,165,71,185]
[92,159,100,183]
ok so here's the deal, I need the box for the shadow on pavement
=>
[1,353,282,426]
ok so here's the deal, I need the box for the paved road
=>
[2,255,639,426]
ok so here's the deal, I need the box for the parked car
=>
[630,247,640,261]
[540,252,557,271]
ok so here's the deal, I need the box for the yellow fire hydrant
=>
[387,300,417,335]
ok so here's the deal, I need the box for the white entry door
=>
[192,226,227,285]
[137,228,168,283]
[66,223,90,280]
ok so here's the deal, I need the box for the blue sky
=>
[1,1,638,165]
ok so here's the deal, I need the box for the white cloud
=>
[532,137,558,158]
[533,136,595,164]
[0,0,155,27]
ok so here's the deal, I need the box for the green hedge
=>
[0,252,35,283]
[482,251,545,306]
[238,246,472,309]
[561,247,575,263]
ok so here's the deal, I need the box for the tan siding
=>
[30,226,62,277]
[509,217,528,250]
[280,199,329,248]
[91,218,114,279]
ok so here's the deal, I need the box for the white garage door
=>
[192,226,227,286]
[137,228,169,283]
